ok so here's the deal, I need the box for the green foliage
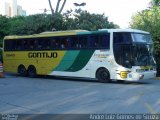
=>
[0,15,9,46]
[64,9,119,30]
[0,9,118,48]
[2,11,118,33]
[9,16,26,35]
[150,0,160,6]
[75,11,116,30]
[130,5,160,75]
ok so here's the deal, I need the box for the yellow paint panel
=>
[3,51,66,75]
[140,66,153,69]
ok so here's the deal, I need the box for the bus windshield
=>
[133,45,155,66]
[113,32,156,68]
[132,33,153,43]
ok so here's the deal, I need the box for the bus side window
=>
[50,37,61,49]
[16,40,22,50]
[11,41,17,50]
[70,36,79,49]
[37,38,46,50]
[79,36,88,49]
[4,40,12,51]
[43,38,51,50]
[113,32,131,44]
[61,37,70,49]
[51,39,56,49]
[24,40,30,50]
[47,40,51,49]
[90,35,99,48]
[6,40,17,51]
[99,34,110,49]
[55,38,61,49]
[29,39,37,50]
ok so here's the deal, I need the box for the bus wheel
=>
[18,65,27,77]
[28,66,37,78]
[96,68,111,83]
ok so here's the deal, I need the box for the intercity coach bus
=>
[3,29,157,82]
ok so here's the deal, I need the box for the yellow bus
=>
[3,29,157,82]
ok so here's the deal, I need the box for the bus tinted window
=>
[4,33,110,51]
[29,39,37,50]
[70,36,79,49]
[45,38,51,50]
[113,32,132,44]
[4,40,13,51]
[79,35,88,48]
[90,35,99,48]
[42,38,51,50]
[24,39,30,50]
[89,34,110,49]
[16,40,23,50]
[100,34,110,49]
[37,38,51,50]
[50,38,61,49]
[37,38,45,50]
[61,37,70,49]
[5,40,21,51]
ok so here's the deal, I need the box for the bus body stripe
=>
[54,50,80,71]
[65,50,95,72]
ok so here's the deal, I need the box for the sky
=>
[17,0,151,28]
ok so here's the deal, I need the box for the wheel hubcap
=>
[101,72,108,80]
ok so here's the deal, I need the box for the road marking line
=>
[144,103,157,114]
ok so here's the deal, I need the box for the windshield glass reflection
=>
[132,33,153,43]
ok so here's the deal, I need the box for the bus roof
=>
[4,30,87,39]
[4,29,109,40]
[4,29,149,40]
[99,29,150,34]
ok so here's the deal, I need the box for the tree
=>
[63,9,119,30]
[48,0,67,15]
[150,0,160,6]
[130,7,160,52]
[8,14,64,35]
[0,9,118,48]
[9,16,27,35]
[0,15,9,47]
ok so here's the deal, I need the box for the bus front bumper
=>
[127,71,157,81]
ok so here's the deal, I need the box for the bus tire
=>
[28,65,37,78]
[96,68,111,83]
[18,65,27,77]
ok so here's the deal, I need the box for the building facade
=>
[0,0,26,17]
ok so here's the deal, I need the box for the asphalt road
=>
[0,74,160,114]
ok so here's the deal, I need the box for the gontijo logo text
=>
[28,52,58,58]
